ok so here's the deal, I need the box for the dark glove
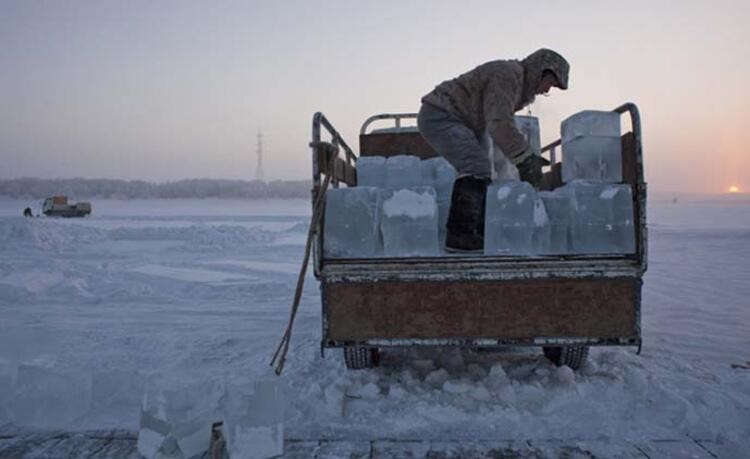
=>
[516,154,548,188]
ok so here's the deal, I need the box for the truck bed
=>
[309,104,646,351]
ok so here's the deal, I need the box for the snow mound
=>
[111,224,276,249]
[0,219,105,251]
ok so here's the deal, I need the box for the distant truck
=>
[41,196,92,217]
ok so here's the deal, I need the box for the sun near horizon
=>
[728,185,741,193]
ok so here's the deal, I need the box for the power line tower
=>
[256,131,265,182]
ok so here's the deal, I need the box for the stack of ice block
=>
[561,110,622,183]
[324,187,382,258]
[484,181,538,255]
[385,155,421,189]
[419,157,456,244]
[356,156,387,187]
[538,190,574,254]
[221,379,284,459]
[562,180,635,254]
[380,187,440,257]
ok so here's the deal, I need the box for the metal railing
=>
[311,112,357,190]
[360,113,418,135]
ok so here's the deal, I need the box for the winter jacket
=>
[421,49,569,164]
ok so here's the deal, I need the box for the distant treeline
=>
[0,178,311,199]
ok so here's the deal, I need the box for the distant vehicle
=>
[41,196,92,217]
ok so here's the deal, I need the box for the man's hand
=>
[517,154,547,188]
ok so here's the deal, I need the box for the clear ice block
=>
[484,181,537,255]
[221,379,284,459]
[562,136,622,182]
[538,190,574,254]
[532,198,551,254]
[561,110,622,183]
[563,181,635,254]
[561,110,621,143]
[483,130,520,181]
[9,364,92,428]
[385,155,421,189]
[380,187,439,257]
[137,379,222,459]
[419,157,456,245]
[323,187,382,258]
[602,184,636,253]
[356,156,386,188]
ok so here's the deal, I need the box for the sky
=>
[0,0,748,193]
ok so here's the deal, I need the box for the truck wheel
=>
[543,346,589,370]
[343,346,379,370]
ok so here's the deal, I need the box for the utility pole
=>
[256,131,265,182]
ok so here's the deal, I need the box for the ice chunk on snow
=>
[9,364,92,428]
[385,155,421,189]
[487,364,510,389]
[353,382,381,399]
[380,187,439,257]
[221,379,284,459]
[356,156,386,187]
[324,187,382,258]
[443,379,472,395]
[425,369,449,388]
[484,181,538,255]
[137,379,221,459]
[470,385,492,401]
[555,366,575,385]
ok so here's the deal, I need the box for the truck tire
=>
[543,346,589,370]
[343,346,379,370]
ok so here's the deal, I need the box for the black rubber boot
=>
[445,176,490,253]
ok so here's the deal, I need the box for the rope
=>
[270,170,333,376]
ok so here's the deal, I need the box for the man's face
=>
[536,74,558,95]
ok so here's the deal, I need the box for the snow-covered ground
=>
[0,197,749,452]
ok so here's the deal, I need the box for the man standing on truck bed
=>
[418,48,569,252]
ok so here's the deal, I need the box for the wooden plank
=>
[325,278,638,341]
[621,132,638,187]
[318,156,355,187]
[359,132,437,159]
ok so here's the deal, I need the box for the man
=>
[417,48,569,252]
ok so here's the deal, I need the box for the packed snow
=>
[0,196,749,454]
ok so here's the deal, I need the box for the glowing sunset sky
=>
[1,0,748,193]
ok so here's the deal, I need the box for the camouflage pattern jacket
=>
[421,49,569,164]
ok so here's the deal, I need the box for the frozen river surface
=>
[0,197,749,454]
